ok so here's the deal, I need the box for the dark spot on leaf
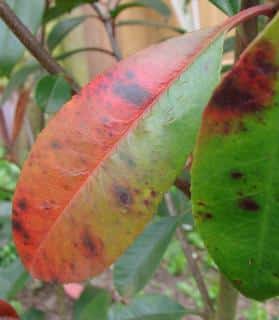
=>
[204,212,213,219]
[197,201,206,206]
[150,190,157,197]
[230,171,244,179]
[144,199,150,207]
[17,199,28,211]
[12,219,30,240]
[114,186,133,206]
[126,71,135,79]
[113,82,150,106]
[233,279,242,286]
[51,140,62,149]
[212,78,261,113]
[82,231,97,256]
[238,197,260,211]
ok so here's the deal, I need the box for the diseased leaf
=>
[0,0,44,76]
[191,14,279,300]
[114,216,181,297]
[0,300,19,319]
[13,14,247,282]
[47,16,89,52]
[108,295,188,320]
[209,0,240,16]
[73,286,110,320]
[35,75,72,113]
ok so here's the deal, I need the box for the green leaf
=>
[47,16,88,52]
[191,14,279,300]
[0,259,29,299]
[0,63,40,106]
[223,36,235,53]
[109,295,188,320]
[209,0,240,16]
[0,0,44,76]
[73,286,110,320]
[116,20,185,34]
[0,160,20,193]
[22,309,45,320]
[0,201,12,240]
[111,0,171,18]
[35,75,72,113]
[114,216,181,297]
[44,0,96,22]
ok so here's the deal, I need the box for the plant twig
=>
[215,274,238,320]
[0,108,10,149]
[165,193,214,319]
[0,0,80,92]
[91,2,122,61]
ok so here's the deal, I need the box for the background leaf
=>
[35,75,72,113]
[44,0,96,22]
[73,286,110,320]
[191,14,279,300]
[111,0,171,18]
[0,259,29,299]
[21,309,45,320]
[114,216,181,297]
[209,0,240,16]
[108,295,188,320]
[0,0,44,76]
[47,16,89,52]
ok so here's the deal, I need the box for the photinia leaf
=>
[12,11,254,283]
[114,216,181,297]
[191,14,279,300]
[110,0,171,18]
[73,286,110,320]
[209,0,240,16]
[47,16,89,52]
[0,300,19,319]
[21,308,45,320]
[108,295,188,320]
[0,259,29,299]
[0,0,44,77]
[44,0,96,22]
[35,75,72,113]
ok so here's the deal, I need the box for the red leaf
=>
[0,300,19,319]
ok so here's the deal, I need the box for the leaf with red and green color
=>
[191,14,279,300]
[0,300,19,319]
[12,7,271,283]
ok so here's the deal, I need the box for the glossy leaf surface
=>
[13,23,228,282]
[191,15,279,300]
[0,0,44,76]
[114,216,181,297]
